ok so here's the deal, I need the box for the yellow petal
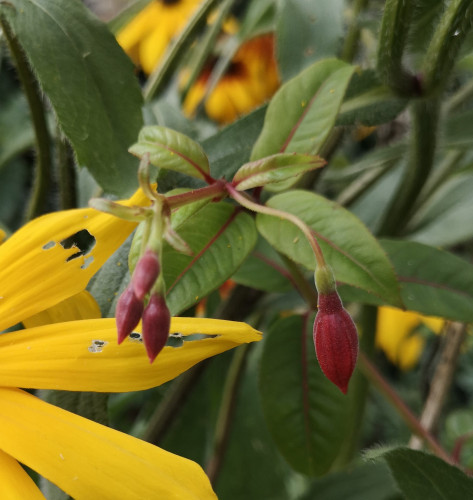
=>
[0,189,148,331]
[23,291,101,328]
[0,317,262,392]
[0,228,5,244]
[376,306,421,365]
[397,334,425,371]
[0,449,46,500]
[376,306,445,368]
[0,388,216,500]
[116,2,160,63]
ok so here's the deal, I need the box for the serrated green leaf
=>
[162,202,257,315]
[256,190,402,306]
[276,0,344,80]
[380,239,473,322]
[233,153,325,191]
[369,447,473,499]
[251,59,355,160]
[129,126,211,182]
[0,0,143,196]
[259,314,352,476]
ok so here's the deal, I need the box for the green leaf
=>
[406,172,473,247]
[276,0,344,80]
[256,190,402,306]
[380,239,473,322]
[162,202,257,315]
[204,107,267,180]
[259,314,352,476]
[233,153,325,191]
[337,70,408,127]
[367,447,473,499]
[232,235,292,293]
[129,126,211,182]
[444,110,473,149]
[251,59,355,160]
[297,462,401,500]
[0,0,144,196]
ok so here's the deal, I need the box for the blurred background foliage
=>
[2,0,473,498]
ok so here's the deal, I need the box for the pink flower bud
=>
[142,293,171,363]
[313,291,359,394]
[116,286,144,344]
[131,248,160,301]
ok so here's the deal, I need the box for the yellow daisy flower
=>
[117,0,203,75]
[0,188,261,498]
[376,306,444,371]
[183,34,280,124]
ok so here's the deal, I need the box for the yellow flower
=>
[376,306,444,370]
[0,188,261,498]
[117,0,203,75]
[183,34,280,124]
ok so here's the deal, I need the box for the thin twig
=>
[409,322,467,450]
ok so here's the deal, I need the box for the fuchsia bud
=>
[116,285,144,344]
[142,293,171,363]
[131,248,161,301]
[313,290,359,394]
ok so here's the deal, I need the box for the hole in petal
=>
[166,333,218,348]
[60,229,96,262]
[42,241,55,250]
[128,332,143,343]
[81,255,94,269]
[88,339,108,353]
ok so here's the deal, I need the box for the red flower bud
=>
[116,286,144,344]
[142,293,171,363]
[132,248,160,301]
[313,291,358,394]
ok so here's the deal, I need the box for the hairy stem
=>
[422,0,473,96]
[1,17,52,221]
[376,0,418,96]
[378,98,440,236]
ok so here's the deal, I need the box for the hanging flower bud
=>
[116,285,144,344]
[313,265,358,394]
[313,290,359,394]
[142,293,171,363]
[131,248,161,301]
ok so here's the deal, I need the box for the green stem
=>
[376,0,418,97]
[143,0,218,102]
[56,136,77,210]
[341,0,369,62]
[205,344,251,485]
[359,351,455,465]
[378,98,440,236]
[1,16,52,221]
[422,0,473,97]
[165,179,227,209]
[226,183,327,268]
